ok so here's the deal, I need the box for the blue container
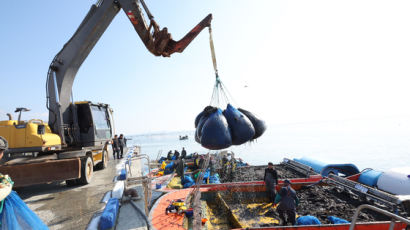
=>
[99,198,119,230]
[155,183,162,189]
[358,169,383,187]
[185,209,194,218]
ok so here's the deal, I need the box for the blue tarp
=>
[294,157,360,177]
[327,216,349,224]
[297,215,321,225]
[182,175,195,188]
[164,162,175,175]
[223,104,255,145]
[99,198,119,230]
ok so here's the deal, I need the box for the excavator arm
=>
[46,0,212,146]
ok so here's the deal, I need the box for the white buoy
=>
[377,167,410,195]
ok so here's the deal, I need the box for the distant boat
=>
[179,135,188,140]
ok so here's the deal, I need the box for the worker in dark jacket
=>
[264,162,278,202]
[118,134,125,158]
[112,135,120,159]
[167,150,173,161]
[176,158,185,178]
[274,179,299,226]
[181,147,187,159]
[174,150,180,160]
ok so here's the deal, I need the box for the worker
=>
[176,157,185,178]
[209,156,215,176]
[264,162,278,202]
[181,147,187,159]
[198,155,204,169]
[274,179,299,226]
[167,150,173,161]
[0,136,48,229]
[112,135,120,159]
[174,150,180,160]
[118,134,125,158]
[193,153,199,170]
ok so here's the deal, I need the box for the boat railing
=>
[126,153,152,216]
[349,204,410,230]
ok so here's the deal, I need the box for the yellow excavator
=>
[0,0,211,187]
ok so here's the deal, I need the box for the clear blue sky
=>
[1,0,410,135]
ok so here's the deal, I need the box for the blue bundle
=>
[194,104,266,150]
[223,104,255,145]
[327,216,349,224]
[199,109,232,150]
[1,191,48,230]
[296,215,321,225]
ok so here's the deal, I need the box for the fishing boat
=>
[91,148,410,230]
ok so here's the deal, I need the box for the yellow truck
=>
[0,0,212,187]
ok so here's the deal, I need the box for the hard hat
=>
[0,136,8,150]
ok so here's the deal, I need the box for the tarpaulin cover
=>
[99,198,119,230]
[182,175,195,188]
[0,191,48,230]
[327,216,349,224]
[223,104,255,145]
[164,162,175,175]
[297,215,321,225]
[200,109,232,150]
[238,108,266,140]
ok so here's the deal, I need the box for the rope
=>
[208,26,236,108]
[209,26,218,74]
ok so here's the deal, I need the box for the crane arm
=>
[47,0,212,145]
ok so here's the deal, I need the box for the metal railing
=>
[349,204,410,230]
[126,152,152,216]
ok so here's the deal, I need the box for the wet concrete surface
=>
[16,154,121,230]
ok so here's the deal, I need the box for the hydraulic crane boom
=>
[46,0,212,146]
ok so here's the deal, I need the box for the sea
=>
[128,117,410,172]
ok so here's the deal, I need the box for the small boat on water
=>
[179,135,188,140]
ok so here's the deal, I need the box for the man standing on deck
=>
[118,134,125,158]
[174,150,180,160]
[112,135,120,159]
[274,179,299,226]
[176,157,185,178]
[264,162,278,202]
[181,147,187,159]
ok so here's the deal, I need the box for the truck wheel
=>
[96,150,108,170]
[79,156,93,184]
[65,179,77,187]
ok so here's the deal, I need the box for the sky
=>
[1,0,410,135]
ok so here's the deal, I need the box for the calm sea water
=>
[128,117,410,172]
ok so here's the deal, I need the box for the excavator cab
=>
[75,102,113,148]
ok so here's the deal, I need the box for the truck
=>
[0,0,212,187]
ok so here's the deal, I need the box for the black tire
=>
[78,156,93,185]
[96,150,108,170]
[65,179,77,187]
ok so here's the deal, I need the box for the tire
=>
[65,179,77,187]
[78,156,93,185]
[96,150,108,170]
